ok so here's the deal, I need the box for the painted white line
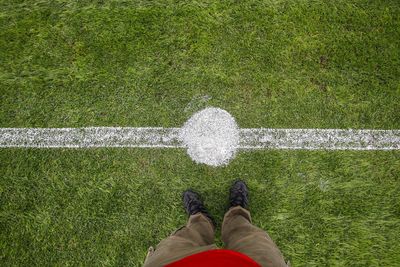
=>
[239,128,400,150]
[0,127,399,150]
[3,108,398,166]
[0,127,183,148]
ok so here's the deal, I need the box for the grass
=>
[1,0,400,266]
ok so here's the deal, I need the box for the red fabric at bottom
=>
[165,249,261,267]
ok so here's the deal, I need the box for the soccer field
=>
[1,0,400,266]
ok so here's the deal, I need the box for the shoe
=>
[183,190,214,225]
[229,180,249,209]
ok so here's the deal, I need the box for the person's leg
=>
[221,206,287,267]
[143,190,217,267]
[222,180,287,267]
[143,212,217,267]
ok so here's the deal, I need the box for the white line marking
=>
[0,127,399,150]
[239,128,400,150]
[0,127,183,148]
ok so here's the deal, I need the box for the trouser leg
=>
[221,206,287,267]
[143,213,217,267]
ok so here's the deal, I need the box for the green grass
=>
[1,0,400,266]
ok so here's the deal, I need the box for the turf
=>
[1,0,400,266]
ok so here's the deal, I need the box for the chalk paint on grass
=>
[1,107,400,166]
[0,127,183,148]
[179,107,239,166]
[239,128,400,150]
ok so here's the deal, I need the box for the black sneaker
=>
[183,190,214,225]
[229,180,249,209]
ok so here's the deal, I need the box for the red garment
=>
[165,249,261,267]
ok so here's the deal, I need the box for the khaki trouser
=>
[143,206,287,267]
